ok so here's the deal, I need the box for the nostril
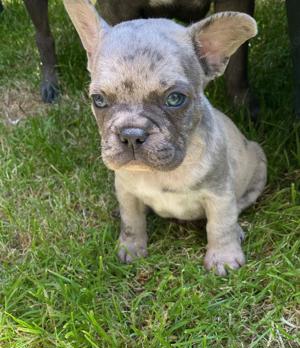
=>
[119,128,148,146]
[136,137,145,144]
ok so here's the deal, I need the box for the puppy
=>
[64,0,267,275]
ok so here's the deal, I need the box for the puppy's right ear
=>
[63,0,110,71]
[188,12,257,82]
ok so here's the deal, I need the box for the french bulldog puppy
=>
[64,0,267,275]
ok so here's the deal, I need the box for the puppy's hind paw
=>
[204,243,246,276]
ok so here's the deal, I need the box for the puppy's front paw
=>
[118,239,148,263]
[204,243,245,276]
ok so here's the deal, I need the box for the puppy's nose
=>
[119,128,148,147]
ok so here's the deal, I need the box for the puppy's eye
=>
[92,94,108,108]
[165,92,186,107]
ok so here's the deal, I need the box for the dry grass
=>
[0,81,49,125]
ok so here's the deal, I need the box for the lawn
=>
[0,0,299,347]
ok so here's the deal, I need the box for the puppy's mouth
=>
[101,137,184,172]
[103,150,178,172]
[99,121,186,172]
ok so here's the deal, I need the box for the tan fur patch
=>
[122,161,153,172]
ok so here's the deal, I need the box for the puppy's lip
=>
[121,160,153,172]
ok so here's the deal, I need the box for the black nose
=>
[119,128,148,147]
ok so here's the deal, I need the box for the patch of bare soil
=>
[0,81,48,125]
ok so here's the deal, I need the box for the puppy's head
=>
[64,0,257,172]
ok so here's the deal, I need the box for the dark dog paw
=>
[294,100,300,121]
[248,92,260,124]
[41,82,59,103]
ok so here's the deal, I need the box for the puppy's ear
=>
[189,12,257,81]
[63,0,110,71]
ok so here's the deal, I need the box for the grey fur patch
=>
[121,79,135,93]
[121,221,134,238]
[160,80,168,87]
[122,53,135,62]
[189,142,228,193]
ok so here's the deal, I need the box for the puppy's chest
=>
[128,176,205,220]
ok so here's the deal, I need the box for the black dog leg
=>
[24,0,59,103]
[215,0,258,122]
[286,0,300,120]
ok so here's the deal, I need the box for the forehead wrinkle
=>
[90,76,189,104]
[90,56,188,101]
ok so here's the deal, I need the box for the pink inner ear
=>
[199,37,224,67]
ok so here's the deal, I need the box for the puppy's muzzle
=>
[118,127,148,149]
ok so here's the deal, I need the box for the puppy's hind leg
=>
[238,142,267,213]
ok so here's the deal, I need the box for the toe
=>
[125,253,134,264]
[216,263,227,276]
[117,248,127,263]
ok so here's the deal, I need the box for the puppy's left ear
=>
[189,12,257,81]
[63,0,110,71]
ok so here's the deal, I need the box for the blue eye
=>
[165,92,186,107]
[92,94,108,108]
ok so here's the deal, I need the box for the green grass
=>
[0,0,299,347]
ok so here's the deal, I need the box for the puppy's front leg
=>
[204,193,245,276]
[115,177,147,263]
